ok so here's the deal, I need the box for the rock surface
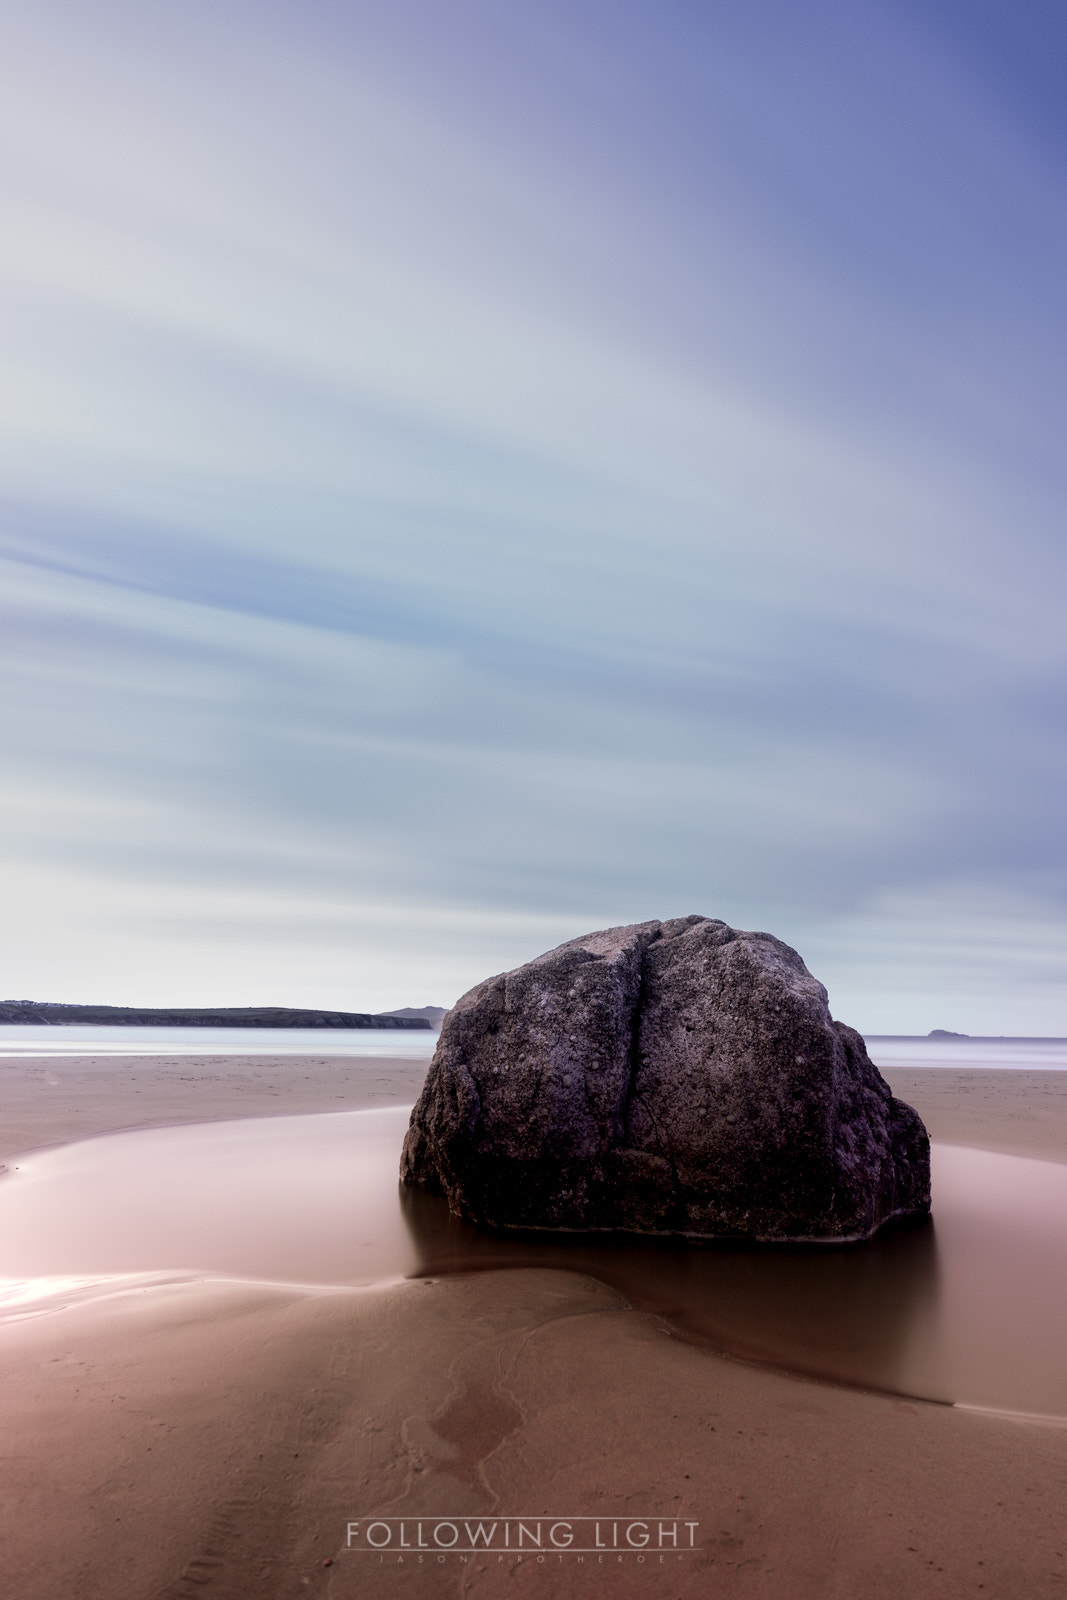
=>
[400,916,931,1241]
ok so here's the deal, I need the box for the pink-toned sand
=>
[0,1057,1064,1599]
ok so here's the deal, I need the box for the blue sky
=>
[1,0,1065,1029]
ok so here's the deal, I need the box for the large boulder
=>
[400,916,930,1242]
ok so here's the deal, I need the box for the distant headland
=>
[0,1001,446,1030]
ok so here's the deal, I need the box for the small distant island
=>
[927,1029,969,1039]
[0,1001,446,1030]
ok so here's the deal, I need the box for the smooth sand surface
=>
[0,1052,432,1167]
[1,1059,1065,1599]
[881,1067,1067,1164]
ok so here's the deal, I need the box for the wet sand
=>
[5,1111,1066,1415]
[1,1058,1065,1598]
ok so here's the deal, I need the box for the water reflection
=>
[403,1148,1067,1417]
[0,1108,418,1288]
[401,1185,948,1401]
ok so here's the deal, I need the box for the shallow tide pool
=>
[0,1106,1064,1419]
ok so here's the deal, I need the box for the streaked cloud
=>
[0,0,1064,1024]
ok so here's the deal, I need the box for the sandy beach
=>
[0,1052,433,1168]
[1,1056,1065,1599]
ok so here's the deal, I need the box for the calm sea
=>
[0,1025,438,1057]
[865,1037,1067,1071]
[0,1025,1064,1068]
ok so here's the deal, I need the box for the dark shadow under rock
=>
[400,916,930,1242]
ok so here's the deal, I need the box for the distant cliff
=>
[381,1005,448,1028]
[0,1001,432,1029]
